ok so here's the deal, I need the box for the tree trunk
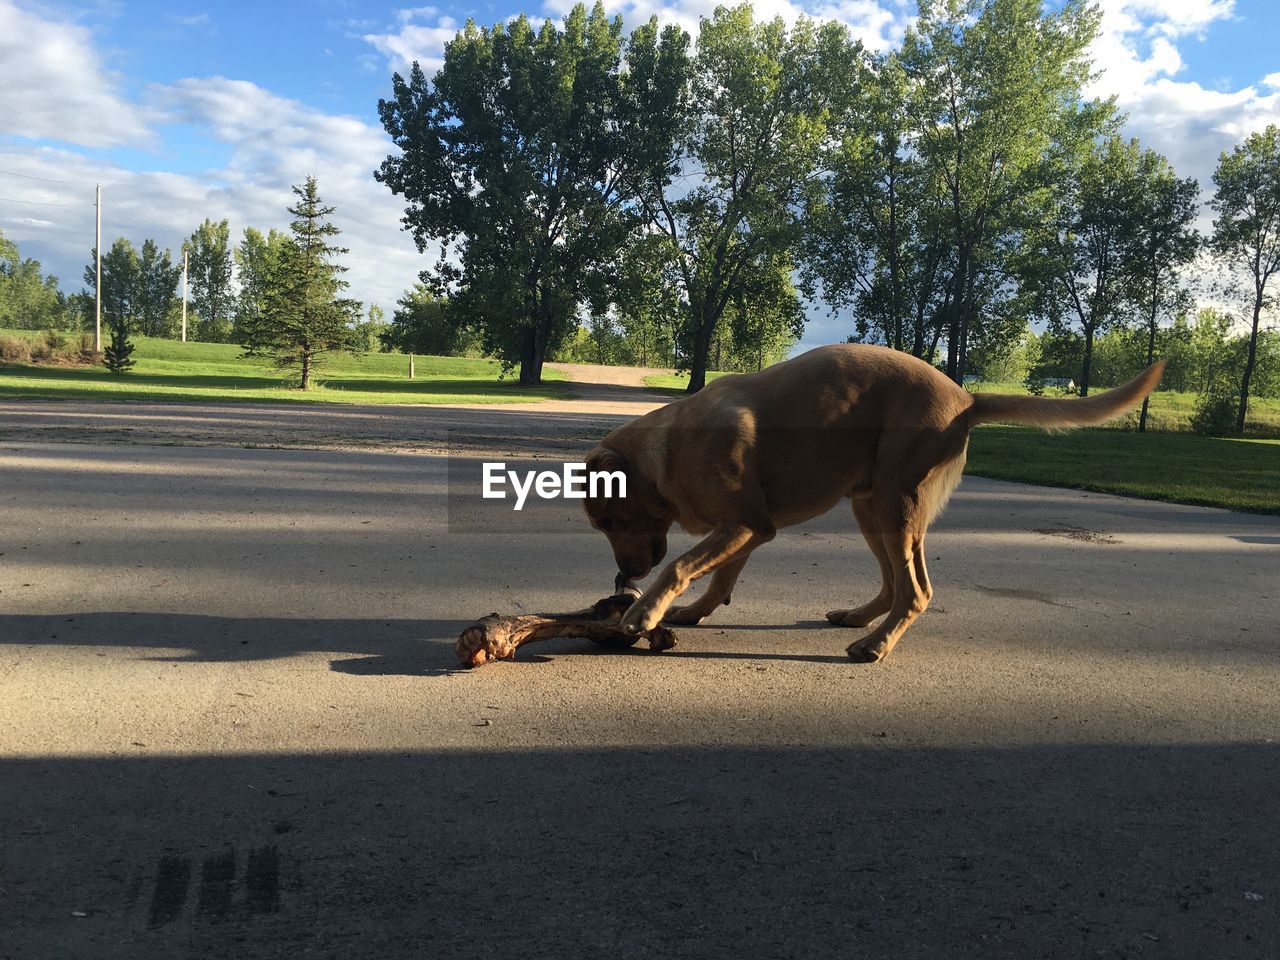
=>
[926,286,951,364]
[518,327,539,386]
[1080,325,1094,397]
[1138,285,1158,433]
[946,252,968,383]
[957,281,973,384]
[927,322,944,367]
[1237,295,1262,434]
[300,348,311,390]
[686,314,714,393]
[945,280,962,381]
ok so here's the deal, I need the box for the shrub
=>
[28,333,51,362]
[0,335,32,363]
[76,332,101,363]
[1191,391,1238,436]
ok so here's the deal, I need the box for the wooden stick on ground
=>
[455,594,677,668]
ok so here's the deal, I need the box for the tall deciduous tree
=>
[234,227,291,341]
[1032,136,1144,396]
[136,239,181,338]
[1124,149,1200,431]
[611,233,683,367]
[83,238,139,373]
[903,0,1109,383]
[1,228,68,330]
[1211,124,1280,433]
[185,218,234,342]
[376,3,686,385]
[382,283,469,356]
[629,5,854,391]
[240,177,360,389]
[84,237,140,336]
[802,50,952,358]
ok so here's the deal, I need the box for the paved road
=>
[2,439,1278,958]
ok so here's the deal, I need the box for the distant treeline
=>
[373,0,1280,432]
[5,0,1280,428]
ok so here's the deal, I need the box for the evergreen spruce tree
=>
[103,319,135,373]
[240,177,361,389]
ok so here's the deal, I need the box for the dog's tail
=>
[968,360,1166,429]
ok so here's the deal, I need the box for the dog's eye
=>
[597,518,613,532]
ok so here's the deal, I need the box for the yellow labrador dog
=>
[583,343,1165,662]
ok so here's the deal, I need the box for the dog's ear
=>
[584,447,626,520]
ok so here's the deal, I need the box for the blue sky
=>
[2,0,1278,348]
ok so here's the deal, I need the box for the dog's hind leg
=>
[912,538,933,608]
[845,497,931,663]
[664,554,749,625]
[827,497,893,628]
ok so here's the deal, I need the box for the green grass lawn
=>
[969,380,1280,436]
[0,329,567,405]
[966,426,1280,514]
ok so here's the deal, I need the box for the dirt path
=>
[545,360,674,387]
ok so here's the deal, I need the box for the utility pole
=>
[94,183,102,353]
[181,247,188,343]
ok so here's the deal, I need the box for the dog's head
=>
[582,446,672,584]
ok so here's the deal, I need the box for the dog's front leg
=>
[664,554,750,625]
[621,522,774,634]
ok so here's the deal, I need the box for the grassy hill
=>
[0,329,566,405]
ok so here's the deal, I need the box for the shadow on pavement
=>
[0,611,863,676]
[0,612,470,664]
[4,744,1277,959]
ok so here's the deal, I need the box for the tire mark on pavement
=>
[147,855,191,928]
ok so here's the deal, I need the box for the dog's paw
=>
[620,603,663,635]
[846,634,894,663]
[663,605,708,626]
[826,605,886,628]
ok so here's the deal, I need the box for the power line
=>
[0,195,83,207]
[0,167,84,185]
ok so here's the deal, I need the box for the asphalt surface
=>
[2,412,1279,957]
[0,381,673,457]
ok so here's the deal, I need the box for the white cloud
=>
[1087,0,1280,204]
[0,0,153,148]
[168,12,210,28]
[397,6,438,23]
[1,75,425,317]
[1263,71,1280,89]
[363,12,461,75]
[361,0,909,79]
[1114,0,1235,38]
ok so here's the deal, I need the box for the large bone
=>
[455,593,677,668]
